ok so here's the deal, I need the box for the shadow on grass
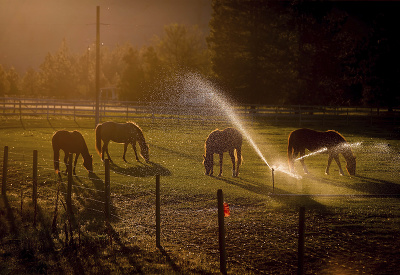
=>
[353,175,400,196]
[1,194,18,236]
[149,143,200,162]
[304,173,400,198]
[109,161,171,177]
[212,175,330,211]
[157,245,181,273]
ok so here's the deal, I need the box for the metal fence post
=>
[298,206,305,275]
[217,189,227,275]
[156,175,161,247]
[33,150,38,225]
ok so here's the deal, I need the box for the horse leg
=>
[73,153,80,175]
[218,153,223,177]
[299,149,309,174]
[334,155,345,176]
[236,147,242,177]
[289,148,299,173]
[229,150,236,177]
[123,143,128,162]
[325,154,333,175]
[102,141,112,163]
[131,142,140,161]
[63,153,69,174]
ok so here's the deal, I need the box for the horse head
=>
[342,149,356,176]
[345,156,356,176]
[83,155,93,172]
[140,143,150,163]
[203,154,213,176]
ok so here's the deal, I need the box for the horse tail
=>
[95,123,102,158]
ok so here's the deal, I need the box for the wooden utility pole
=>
[95,6,100,127]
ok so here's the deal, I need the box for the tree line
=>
[1,0,399,108]
[0,23,210,103]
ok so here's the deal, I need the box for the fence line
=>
[2,145,400,273]
[1,146,159,238]
[1,97,399,126]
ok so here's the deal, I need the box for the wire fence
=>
[1,97,399,127]
[2,145,400,274]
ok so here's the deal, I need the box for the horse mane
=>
[80,135,91,158]
[128,121,144,137]
[326,130,355,161]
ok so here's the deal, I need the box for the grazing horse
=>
[52,130,93,175]
[287,128,356,176]
[203,127,242,177]
[95,121,149,163]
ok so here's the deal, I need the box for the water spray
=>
[295,147,328,161]
[271,168,275,193]
[180,72,299,190]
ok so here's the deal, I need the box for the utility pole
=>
[95,6,100,127]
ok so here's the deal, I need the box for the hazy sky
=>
[0,0,212,73]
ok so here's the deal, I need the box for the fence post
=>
[104,159,110,223]
[298,206,305,275]
[67,153,73,217]
[217,189,227,275]
[2,146,8,196]
[33,150,38,226]
[156,174,161,247]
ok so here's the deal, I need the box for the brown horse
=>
[203,127,242,177]
[95,121,149,163]
[287,128,356,176]
[52,130,93,175]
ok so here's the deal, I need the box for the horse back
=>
[206,127,242,154]
[100,121,139,143]
[52,130,86,154]
[289,128,345,151]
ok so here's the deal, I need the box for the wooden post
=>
[33,150,38,226]
[217,189,227,275]
[67,153,73,217]
[95,6,100,126]
[104,159,110,223]
[298,206,305,275]
[2,146,8,196]
[156,175,161,247]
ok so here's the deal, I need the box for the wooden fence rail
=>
[1,97,399,127]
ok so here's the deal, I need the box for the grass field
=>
[1,115,400,274]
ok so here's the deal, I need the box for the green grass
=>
[1,116,400,274]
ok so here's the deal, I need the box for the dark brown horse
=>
[288,128,356,176]
[203,127,242,177]
[95,121,149,163]
[52,130,93,175]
